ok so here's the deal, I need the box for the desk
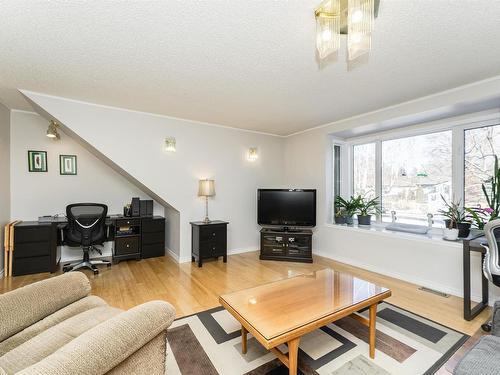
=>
[11,215,165,276]
[463,234,488,321]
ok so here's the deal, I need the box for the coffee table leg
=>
[288,337,300,375]
[369,303,377,359]
[241,326,248,354]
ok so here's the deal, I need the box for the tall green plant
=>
[357,196,381,216]
[482,155,500,220]
[334,196,361,216]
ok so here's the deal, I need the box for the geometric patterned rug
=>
[166,302,469,375]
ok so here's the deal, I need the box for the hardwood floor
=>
[0,251,489,337]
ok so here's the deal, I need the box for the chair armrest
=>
[492,301,500,336]
[18,300,176,375]
[0,272,90,342]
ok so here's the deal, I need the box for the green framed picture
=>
[28,150,48,172]
[59,155,77,175]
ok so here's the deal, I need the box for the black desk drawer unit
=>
[190,221,228,267]
[141,217,165,259]
[13,222,59,276]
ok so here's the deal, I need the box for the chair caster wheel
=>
[106,263,111,268]
[482,323,492,332]
[62,266,72,273]
[93,269,99,275]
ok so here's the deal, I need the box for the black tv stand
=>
[260,227,313,263]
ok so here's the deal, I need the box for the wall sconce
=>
[165,137,176,152]
[247,147,258,161]
[46,120,60,140]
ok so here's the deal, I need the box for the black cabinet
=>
[260,228,312,263]
[190,221,228,267]
[141,217,166,258]
[12,222,60,276]
[113,218,141,262]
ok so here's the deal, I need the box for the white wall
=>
[283,80,500,303]
[22,92,286,262]
[0,104,10,275]
[10,110,162,260]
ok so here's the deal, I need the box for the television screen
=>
[257,189,316,227]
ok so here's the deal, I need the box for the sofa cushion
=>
[454,335,500,375]
[0,305,122,374]
[0,295,107,356]
[0,272,91,343]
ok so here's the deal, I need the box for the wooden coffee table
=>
[219,268,391,375]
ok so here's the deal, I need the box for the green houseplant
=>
[334,196,360,225]
[438,195,470,239]
[356,196,381,226]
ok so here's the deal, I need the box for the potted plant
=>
[438,195,469,239]
[356,196,380,226]
[334,207,347,224]
[334,196,359,225]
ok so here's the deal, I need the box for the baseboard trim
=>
[313,250,484,303]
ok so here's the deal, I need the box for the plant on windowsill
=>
[334,196,360,225]
[356,196,381,226]
[438,195,469,239]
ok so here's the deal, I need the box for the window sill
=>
[324,222,481,248]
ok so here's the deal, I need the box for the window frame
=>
[332,110,500,227]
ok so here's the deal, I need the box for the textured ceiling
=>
[1,1,500,136]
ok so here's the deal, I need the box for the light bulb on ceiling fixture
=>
[321,29,332,41]
[165,137,176,152]
[351,9,363,23]
[247,147,259,161]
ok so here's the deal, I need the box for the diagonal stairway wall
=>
[21,90,285,261]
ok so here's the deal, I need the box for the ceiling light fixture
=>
[315,0,378,63]
[46,120,60,140]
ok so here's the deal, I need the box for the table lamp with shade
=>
[198,179,215,223]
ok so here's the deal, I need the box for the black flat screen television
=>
[257,189,316,227]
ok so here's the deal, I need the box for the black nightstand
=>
[190,221,228,267]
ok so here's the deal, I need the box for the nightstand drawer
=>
[199,225,226,242]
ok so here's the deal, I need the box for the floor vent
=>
[418,286,450,298]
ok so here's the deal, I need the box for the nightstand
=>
[190,221,228,267]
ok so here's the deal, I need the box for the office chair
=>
[62,203,111,275]
[480,219,500,332]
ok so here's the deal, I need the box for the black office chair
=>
[480,218,500,331]
[62,203,111,275]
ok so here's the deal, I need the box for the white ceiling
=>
[1,1,500,136]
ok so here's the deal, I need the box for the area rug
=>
[166,302,468,375]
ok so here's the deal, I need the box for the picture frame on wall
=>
[28,150,48,172]
[59,155,77,175]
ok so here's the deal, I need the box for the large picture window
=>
[381,131,452,224]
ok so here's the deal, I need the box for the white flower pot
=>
[443,228,459,241]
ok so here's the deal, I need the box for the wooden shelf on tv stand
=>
[259,227,313,263]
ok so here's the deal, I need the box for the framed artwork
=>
[59,155,77,175]
[28,150,48,172]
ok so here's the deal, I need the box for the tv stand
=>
[260,227,312,263]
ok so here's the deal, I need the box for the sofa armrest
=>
[0,272,91,342]
[18,300,176,375]
[492,301,500,336]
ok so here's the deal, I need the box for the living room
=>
[1,1,500,374]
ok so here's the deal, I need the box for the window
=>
[353,143,376,199]
[381,131,452,224]
[333,113,500,228]
[465,124,500,209]
[333,144,341,201]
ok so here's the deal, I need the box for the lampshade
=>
[198,179,215,197]
[46,120,60,140]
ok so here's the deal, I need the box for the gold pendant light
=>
[315,0,377,63]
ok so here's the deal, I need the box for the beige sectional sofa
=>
[0,272,175,374]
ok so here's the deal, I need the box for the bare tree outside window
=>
[465,125,500,209]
